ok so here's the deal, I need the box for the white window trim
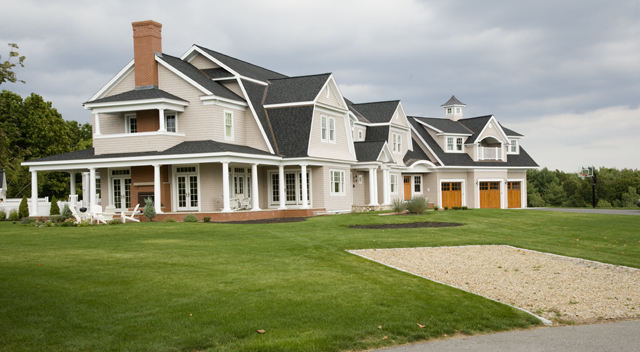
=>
[358,130,363,141]
[224,110,234,141]
[267,169,313,207]
[476,178,505,209]
[108,167,131,212]
[445,136,465,153]
[413,175,422,195]
[329,116,336,143]
[392,133,402,154]
[172,164,201,212]
[390,174,398,194]
[165,112,178,133]
[125,113,137,134]
[330,169,345,196]
[321,115,328,142]
[507,178,526,208]
[507,139,520,154]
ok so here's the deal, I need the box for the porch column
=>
[382,168,391,205]
[94,113,101,136]
[278,165,286,209]
[69,172,76,198]
[153,164,163,213]
[222,162,231,212]
[30,170,38,216]
[368,168,378,206]
[89,168,97,213]
[251,163,261,211]
[158,108,166,132]
[301,164,309,209]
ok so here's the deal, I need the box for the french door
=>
[177,174,198,211]
[112,177,131,212]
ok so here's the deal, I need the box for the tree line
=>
[527,167,640,208]
[1,90,92,199]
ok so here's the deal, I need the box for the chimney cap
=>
[132,20,162,28]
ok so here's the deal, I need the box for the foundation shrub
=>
[143,198,156,222]
[8,209,20,221]
[50,196,60,215]
[0,209,6,220]
[406,196,429,214]
[203,217,211,223]
[391,199,406,214]
[183,214,198,223]
[18,196,29,219]
[443,206,449,210]
[61,204,72,220]
[163,217,176,223]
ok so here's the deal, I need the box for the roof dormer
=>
[441,95,465,121]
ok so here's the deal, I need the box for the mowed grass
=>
[0,209,638,352]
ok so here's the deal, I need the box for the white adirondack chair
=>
[121,204,141,223]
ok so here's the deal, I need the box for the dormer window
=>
[447,107,452,114]
[166,113,176,132]
[446,136,464,152]
[392,133,402,154]
[508,139,519,154]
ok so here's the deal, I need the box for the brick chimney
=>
[132,20,162,88]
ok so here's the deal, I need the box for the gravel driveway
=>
[350,246,640,325]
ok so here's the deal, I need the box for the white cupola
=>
[441,95,466,121]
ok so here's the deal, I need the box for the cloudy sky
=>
[2,0,639,172]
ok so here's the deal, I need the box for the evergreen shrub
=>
[18,196,29,219]
[50,196,60,215]
[183,214,198,222]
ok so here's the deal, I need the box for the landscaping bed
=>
[348,221,463,229]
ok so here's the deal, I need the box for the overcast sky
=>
[2,0,639,172]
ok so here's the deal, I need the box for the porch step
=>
[312,210,329,216]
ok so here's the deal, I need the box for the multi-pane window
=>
[166,114,176,132]
[95,176,101,199]
[446,137,463,152]
[329,117,335,142]
[224,111,233,140]
[271,174,279,202]
[330,170,345,195]
[509,139,519,153]
[456,137,463,151]
[358,130,363,141]
[285,173,296,201]
[321,115,327,141]
[414,175,422,193]
[390,174,398,194]
[126,115,137,133]
[393,133,402,153]
[446,137,454,151]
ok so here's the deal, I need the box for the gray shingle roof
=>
[157,54,245,103]
[354,141,386,162]
[241,79,276,153]
[365,126,389,142]
[264,74,331,105]
[457,115,493,144]
[441,95,465,106]
[266,106,314,158]
[86,87,188,104]
[351,101,400,123]
[344,98,371,123]
[202,68,234,79]
[411,116,473,134]
[409,117,538,167]
[25,140,272,163]
[403,138,434,166]
[500,124,524,137]
[195,45,288,82]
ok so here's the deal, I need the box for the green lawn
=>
[0,210,638,352]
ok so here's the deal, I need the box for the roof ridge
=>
[195,45,288,78]
[459,115,493,121]
[352,100,401,106]
[267,73,331,81]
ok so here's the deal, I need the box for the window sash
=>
[329,117,335,142]
[390,174,397,193]
[330,170,344,195]
[166,115,176,132]
[446,137,453,151]
[225,112,233,139]
[321,116,327,141]
[414,176,422,193]
[456,137,463,151]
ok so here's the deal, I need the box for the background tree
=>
[0,43,25,85]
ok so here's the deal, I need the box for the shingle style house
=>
[23,20,537,218]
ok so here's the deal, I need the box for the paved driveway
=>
[373,320,640,352]
[528,207,640,215]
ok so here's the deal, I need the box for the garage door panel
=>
[442,182,462,208]
[480,182,500,209]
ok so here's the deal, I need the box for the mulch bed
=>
[348,221,463,229]
[220,217,308,224]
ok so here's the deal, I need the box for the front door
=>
[442,182,462,208]
[479,181,501,208]
[403,176,411,200]
[507,182,521,208]
[177,174,198,211]
[112,177,131,212]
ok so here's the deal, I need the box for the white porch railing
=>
[478,147,503,161]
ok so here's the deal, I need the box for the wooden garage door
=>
[508,181,521,208]
[442,182,462,208]
[479,182,501,209]
[404,176,411,200]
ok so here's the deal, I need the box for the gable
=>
[188,53,220,70]
[315,76,346,109]
[104,68,136,97]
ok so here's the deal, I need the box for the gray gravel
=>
[350,246,640,325]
